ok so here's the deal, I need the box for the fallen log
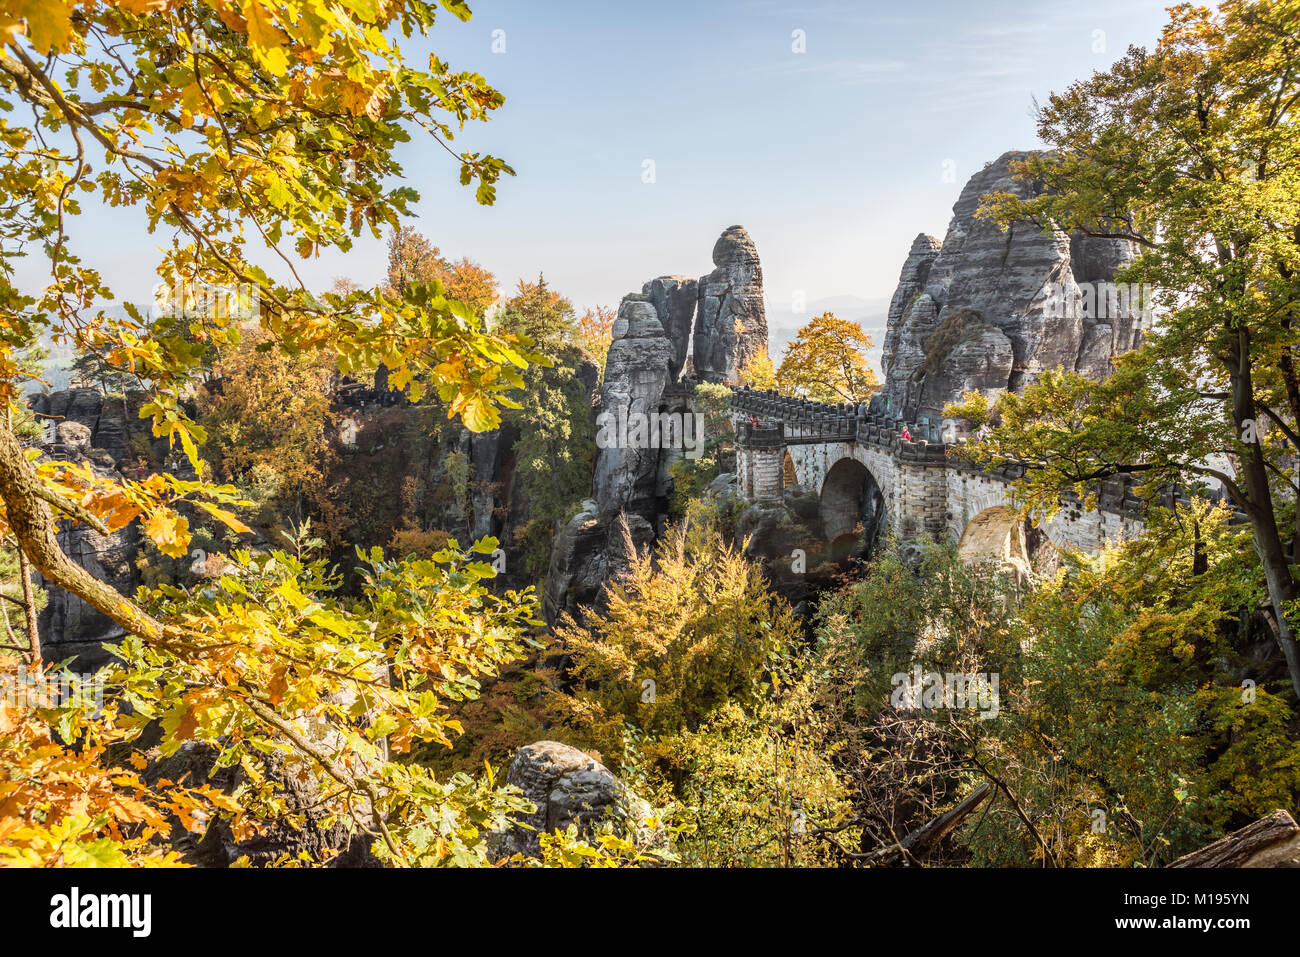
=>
[1170,809,1300,868]
[849,781,992,867]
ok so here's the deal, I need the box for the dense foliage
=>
[0,0,571,867]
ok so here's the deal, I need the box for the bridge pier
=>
[894,444,950,542]
[736,423,786,503]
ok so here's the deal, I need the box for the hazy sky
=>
[28,0,1175,324]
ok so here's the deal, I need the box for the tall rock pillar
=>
[693,225,768,384]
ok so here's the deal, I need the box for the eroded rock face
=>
[37,514,139,673]
[545,288,675,626]
[28,388,162,468]
[492,740,662,861]
[544,226,770,625]
[879,151,1141,422]
[591,295,676,522]
[693,225,768,383]
[469,422,519,542]
[643,275,698,381]
[26,391,160,672]
[544,507,654,625]
[881,233,943,376]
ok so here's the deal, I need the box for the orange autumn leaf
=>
[80,487,144,530]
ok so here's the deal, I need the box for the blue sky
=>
[30,0,1175,335]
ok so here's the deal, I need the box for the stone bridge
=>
[729,387,1149,570]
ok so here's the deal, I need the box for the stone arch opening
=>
[819,458,886,562]
[957,506,1031,578]
[783,450,797,488]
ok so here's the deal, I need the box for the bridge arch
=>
[956,506,1032,577]
[819,457,888,559]
[728,388,1142,560]
[952,483,1076,574]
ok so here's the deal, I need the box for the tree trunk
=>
[17,548,39,668]
[1231,325,1300,700]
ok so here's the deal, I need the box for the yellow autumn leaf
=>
[242,0,289,75]
[144,508,190,558]
[460,390,499,433]
[172,421,201,470]
[273,580,309,612]
[194,500,252,534]
[113,0,171,12]
[0,14,25,46]
[5,0,74,54]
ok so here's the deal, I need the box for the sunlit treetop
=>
[776,312,879,404]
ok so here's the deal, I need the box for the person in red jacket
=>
[900,426,912,442]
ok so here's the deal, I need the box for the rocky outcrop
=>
[544,507,654,625]
[492,740,664,861]
[468,422,520,542]
[37,513,140,673]
[28,388,164,468]
[591,295,676,521]
[26,391,163,671]
[546,226,769,624]
[879,151,1141,422]
[879,234,943,395]
[643,275,697,381]
[693,225,768,383]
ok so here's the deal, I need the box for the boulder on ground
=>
[492,740,665,861]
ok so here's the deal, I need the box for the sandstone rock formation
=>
[492,740,663,861]
[545,226,769,624]
[693,225,768,383]
[643,275,697,381]
[542,338,697,626]
[28,388,144,466]
[591,294,676,521]
[544,507,654,625]
[879,151,1142,422]
[26,390,164,671]
[469,422,519,542]
[38,513,140,673]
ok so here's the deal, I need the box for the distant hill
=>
[27,332,76,395]
[24,304,142,395]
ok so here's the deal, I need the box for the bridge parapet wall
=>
[730,386,949,448]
